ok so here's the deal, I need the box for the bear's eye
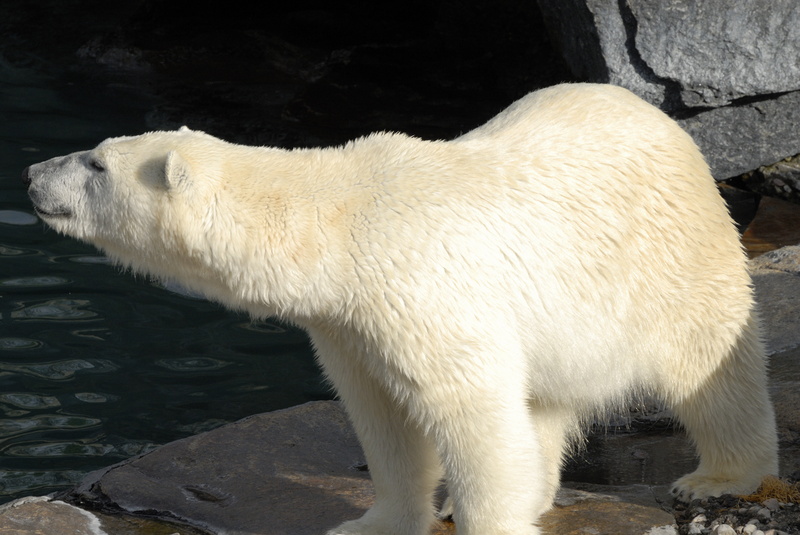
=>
[89,159,105,172]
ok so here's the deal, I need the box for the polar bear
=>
[24,83,777,535]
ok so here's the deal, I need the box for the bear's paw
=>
[326,519,406,535]
[435,496,454,520]
[671,471,763,502]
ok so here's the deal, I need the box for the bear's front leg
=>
[312,334,443,535]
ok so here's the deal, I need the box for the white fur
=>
[25,84,778,535]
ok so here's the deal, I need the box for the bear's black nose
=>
[21,166,32,187]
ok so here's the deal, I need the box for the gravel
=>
[673,478,800,535]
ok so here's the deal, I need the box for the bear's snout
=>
[22,159,81,220]
[21,166,32,188]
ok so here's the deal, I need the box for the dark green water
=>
[0,58,327,503]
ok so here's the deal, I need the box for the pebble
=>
[687,522,704,534]
[711,525,736,535]
[761,498,780,512]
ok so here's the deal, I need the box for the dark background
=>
[1,0,575,147]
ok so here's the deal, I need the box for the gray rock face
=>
[677,91,800,180]
[630,0,800,108]
[537,0,800,180]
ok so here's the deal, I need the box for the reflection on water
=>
[0,55,326,502]
[0,210,38,226]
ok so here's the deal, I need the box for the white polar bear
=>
[24,83,777,535]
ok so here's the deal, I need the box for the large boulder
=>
[537,0,800,180]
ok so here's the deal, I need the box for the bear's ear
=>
[164,150,191,190]
[178,126,192,132]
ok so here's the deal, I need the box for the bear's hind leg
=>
[669,320,778,500]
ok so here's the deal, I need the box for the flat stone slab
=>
[60,400,676,535]
[542,485,676,535]
[71,401,374,535]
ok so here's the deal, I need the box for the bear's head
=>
[23,127,340,315]
[22,127,229,282]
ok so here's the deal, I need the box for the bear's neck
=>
[192,137,422,324]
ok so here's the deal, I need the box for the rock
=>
[536,0,800,179]
[0,495,203,535]
[676,92,800,180]
[0,496,107,535]
[628,1,800,108]
[711,525,736,535]
[543,485,677,535]
[536,0,667,107]
[749,247,800,477]
[744,156,800,204]
[68,401,377,535]
[762,498,781,512]
[686,522,704,535]
[749,246,800,355]
[537,0,800,108]
[648,527,679,535]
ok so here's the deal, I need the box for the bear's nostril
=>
[21,166,31,187]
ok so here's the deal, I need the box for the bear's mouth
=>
[27,189,73,219]
[33,205,72,219]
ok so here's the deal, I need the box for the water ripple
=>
[74,392,118,404]
[0,393,60,410]
[5,442,115,457]
[0,414,102,438]
[0,244,38,256]
[155,357,231,372]
[0,276,69,288]
[2,440,157,459]
[11,299,97,321]
[0,338,42,350]
[0,359,118,380]
[0,470,85,497]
